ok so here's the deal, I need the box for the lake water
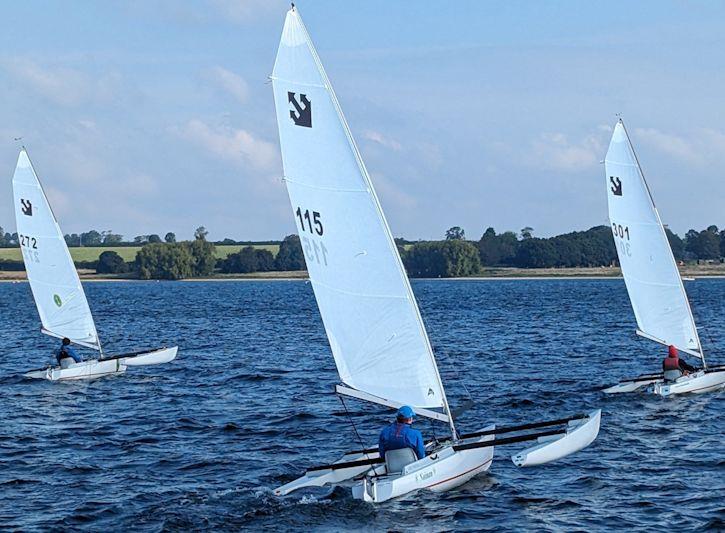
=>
[0,279,723,531]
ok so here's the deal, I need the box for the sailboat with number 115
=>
[270,5,601,503]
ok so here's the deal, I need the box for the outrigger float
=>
[601,121,725,397]
[12,149,178,381]
[270,5,601,503]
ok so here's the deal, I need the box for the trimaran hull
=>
[24,346,178,381]
[604,367,725,396]
[275,411,601,502]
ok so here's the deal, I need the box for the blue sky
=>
[1,0,724,241]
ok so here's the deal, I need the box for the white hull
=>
[24,346,178,381]
[274,450,382,496]
[351,426,495,503]
[603,379,661,394]
[25,358,126,381]
[653,370,725,397]
[604,369,725,396]
[512,410,601,467]
[120,346,178,366]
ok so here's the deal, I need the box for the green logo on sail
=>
[53,294,62,307]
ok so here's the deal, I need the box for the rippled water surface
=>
[0,279,723,531]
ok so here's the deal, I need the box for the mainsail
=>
[271,7,448,410]
[12,149,101,350]
[604,121,702,359]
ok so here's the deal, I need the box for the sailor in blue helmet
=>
[55,337,83,366]
[378,405,426,460]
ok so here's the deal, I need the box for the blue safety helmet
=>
[397,405,415,420]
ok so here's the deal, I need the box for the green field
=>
[0,244,280,262]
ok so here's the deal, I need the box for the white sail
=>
[12,149,100,350]
[604,121,701,357]
[271,8,447,409]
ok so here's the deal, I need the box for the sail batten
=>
[271,8,448,410]
[12,149,101,352]
[604,121,702,359]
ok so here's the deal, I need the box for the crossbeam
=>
[452,428,565,452]
[457,413,587,440]
[617,364,724,385]
[308,428,568,472]
[342,413,589,456]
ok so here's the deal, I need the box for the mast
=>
[618,120,706,368]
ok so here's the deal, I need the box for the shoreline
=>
[2,268,724,282]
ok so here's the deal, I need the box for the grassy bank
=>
[0,244,279,262]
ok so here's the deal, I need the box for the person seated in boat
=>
[378,405,426,461]
[55,337,82,366]
[662,345,695,382]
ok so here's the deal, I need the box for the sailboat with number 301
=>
[12,149,178,381]
[602,121,725,396]
[270,5,601,503]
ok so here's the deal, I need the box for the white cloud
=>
[2,59,120,107]
[363,130,402,151]
[177,119,277,171]
[206,66,249,103]
[633,128,702,164]
[633,127,725,167]
[529,129,608,171]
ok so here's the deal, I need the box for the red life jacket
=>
[663,355,680,371]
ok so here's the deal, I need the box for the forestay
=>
[604,121,702,358]
[12,149,100,350]
[271,8,446,409]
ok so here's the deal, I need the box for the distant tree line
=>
[2,222,725,279]
[0,225,280,248]
[398,224,725,277]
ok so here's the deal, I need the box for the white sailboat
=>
[602,121,725,396]
[12,149,178,381]
[270,6,601,503]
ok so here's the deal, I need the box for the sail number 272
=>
[19,233,40,263]
[611,223,631,257]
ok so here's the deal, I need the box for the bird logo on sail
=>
[53,294,62,307]
[288,92,312,128]
[610,176,623,197]
[20,199,33,216]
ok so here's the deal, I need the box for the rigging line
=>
[427,413,439,448]
[695,309,717,365]
[337,394,368,459]
[684,288,710,368]
[413,284,473,408]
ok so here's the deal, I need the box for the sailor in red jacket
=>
[662,345,696,382]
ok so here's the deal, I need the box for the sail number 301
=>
[295,207,323,236]
[611,223,631,257]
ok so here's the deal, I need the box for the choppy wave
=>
[0,279,722,531]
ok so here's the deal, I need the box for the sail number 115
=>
[296,207,324,236]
